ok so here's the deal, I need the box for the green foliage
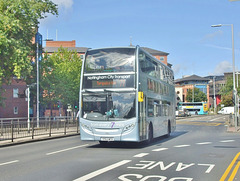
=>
[219,76,233,96]
[186,88,208,102]
[41,47,82,112]
[218,76,240,106]
[0,0,58,82]
[221,94,233,107]
[219,76,233,106]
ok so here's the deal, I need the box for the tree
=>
[41,47,82,116]
[186,88,208,102]
[0,0,58,83]
[221,94,233,107]
[218,76,240,106]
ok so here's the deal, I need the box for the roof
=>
[43,47,89,53]
[43,46,169,57]
[175,74,210,83]
[142,47,169,56]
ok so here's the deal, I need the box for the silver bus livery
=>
[79,46,176,143]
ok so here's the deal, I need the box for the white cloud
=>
[204,44,232,51]
[201,30,223,43]
[52,0,73,10]
[213,61,232,75]
[173,64,181,75]
[39,0,74,27]
[173,64,189,79]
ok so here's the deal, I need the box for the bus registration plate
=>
[100,137,114,141]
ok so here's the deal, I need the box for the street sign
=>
[35,32,42,61]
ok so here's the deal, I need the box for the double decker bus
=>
[79,46,176,143]
[178,102,208,115]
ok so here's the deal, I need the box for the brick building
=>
[0,78,28,118]
[142,47,170,67]
[205,75,225,108]
[175,75,210,107]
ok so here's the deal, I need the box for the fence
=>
[0,117,79,143]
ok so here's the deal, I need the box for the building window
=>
[13,88,18,98]
[14,107,18,114]
[160,57,164,61]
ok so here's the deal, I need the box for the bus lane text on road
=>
[118,160,215,181]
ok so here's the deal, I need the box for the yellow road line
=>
[177,121,222,126]
[220,152,240,181]
[229,161,240,181]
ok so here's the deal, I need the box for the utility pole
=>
[35,31,42,128]
[211,24,237,131]
[192,85,194,102]
[213,76,216,114]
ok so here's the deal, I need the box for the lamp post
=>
[213,76,216,114]
[236,71,239,123]
[211,24,237,131]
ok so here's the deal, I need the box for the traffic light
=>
[57,101,61,108]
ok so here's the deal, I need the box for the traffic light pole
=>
[36,39,39,128]
[35,31,42,128]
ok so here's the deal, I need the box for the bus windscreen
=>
[82,92,136,121]
[84,48,135,73]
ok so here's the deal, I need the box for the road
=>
[0,115,239,181]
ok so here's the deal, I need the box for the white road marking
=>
[198,164,215,173]
[220,140,235,143]
[46,144,89,155]
[196,142,212,145]
[174,145,190,148]
[134,153,149,158]
[0,160,19,166]
[152,148,169,152]
[209,117,223,122]
[73,160,132,181]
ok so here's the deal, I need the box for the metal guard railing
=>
[0,117,79,142]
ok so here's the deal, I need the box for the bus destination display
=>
[83,74,134,88]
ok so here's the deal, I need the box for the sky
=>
[39,0,240,79]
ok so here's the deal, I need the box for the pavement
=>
[0,132,79,148]
[227,125,240,133]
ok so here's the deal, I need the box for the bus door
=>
[138,92,147,141]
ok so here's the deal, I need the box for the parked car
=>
[176,109,191,117]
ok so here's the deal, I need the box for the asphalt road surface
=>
[0,115,239,181]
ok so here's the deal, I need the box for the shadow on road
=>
[87,131,188,149]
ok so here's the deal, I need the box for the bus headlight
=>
[123,123,135,133]
[80,122,93,132]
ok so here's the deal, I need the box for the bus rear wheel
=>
[166,121,171,138]
[147,124,153,143]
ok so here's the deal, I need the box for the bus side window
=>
[148,99,154,117]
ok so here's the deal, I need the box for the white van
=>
[218,107,234,114]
